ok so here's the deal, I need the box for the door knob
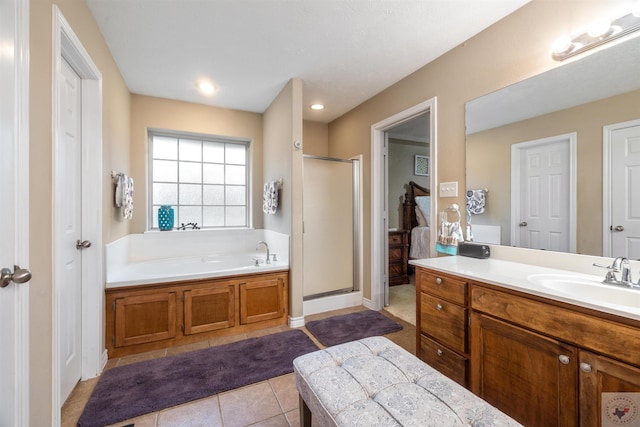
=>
[1,265,32,288]
[76,240,92,249]
[519,221,528,227]
[612,225,624,232]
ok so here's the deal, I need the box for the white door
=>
[512,134,576,252]
[302,156,354,298]
[609,122,640,259]
[58,58,84,403]
[0,0,30,424]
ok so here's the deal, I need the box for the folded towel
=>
[124,176,134,220]
[466,189,486,216]
[263,181,278,214]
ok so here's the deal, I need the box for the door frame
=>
[52,6,104,417]
[603,118,640,257]
[370,98,437,310]
[510,132,577,252]
[1,0,30,423]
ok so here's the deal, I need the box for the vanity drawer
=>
[420,292,467,353]
[471,284,640,367]
[418,268,467,305]
[420,334,467,386]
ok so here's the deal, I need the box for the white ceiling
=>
[87,0,530,123]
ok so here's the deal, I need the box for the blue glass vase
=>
[158,205,174,231]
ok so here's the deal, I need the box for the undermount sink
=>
[527,273,640,310]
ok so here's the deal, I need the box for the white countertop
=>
[410,256,640,322]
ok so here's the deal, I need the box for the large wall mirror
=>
[465,34,640,257]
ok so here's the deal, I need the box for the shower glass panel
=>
[303,155,359,300]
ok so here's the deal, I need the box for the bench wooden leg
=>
[299,394,312,427]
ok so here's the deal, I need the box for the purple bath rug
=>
[305,310,403,346]
[77,329,318,427]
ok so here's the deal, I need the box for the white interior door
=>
[58,58,83,403]
[609,122,640,259]
[0,0,30,424]
[302,156,354,298]
[512,134,576,252]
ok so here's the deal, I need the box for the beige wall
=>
[302,121,329,156]
[129,95,264,232]
[29,0,131,423]
[327,0,632,300]
[263,78,304,318]
[467,88,640,255]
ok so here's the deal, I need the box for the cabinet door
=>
[240,277,285,324]
[470,312,578,427]
[183,285,235,335]
[114,292,177,347]
[579,350,640,427]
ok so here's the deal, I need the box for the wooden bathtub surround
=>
[106,271,289,358]
[416,265,640,427]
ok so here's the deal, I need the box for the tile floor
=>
[61,306,416,427]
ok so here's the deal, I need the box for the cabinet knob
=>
[580,362,592,373]
[436,349,443,357]
[435,277,442,285]
[436,303,443,311]
[558,355,570,365]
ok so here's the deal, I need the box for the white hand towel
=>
[263,181,278,214]
[123,175,134,220]
[466,189,486,215]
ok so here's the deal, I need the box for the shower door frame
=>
[302,154,361,300]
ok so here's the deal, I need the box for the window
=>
[148,131,249,229]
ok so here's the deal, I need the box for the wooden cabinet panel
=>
[419,334,467,386]
[417,268,467,305]
[114,292,177,347]
[579,350,640,427]
[240,277,286,324]
[471,284,640,367]
[470,312,579,427]
[388,230,409,285]
[183,285,235,335]
[420,292,467,353]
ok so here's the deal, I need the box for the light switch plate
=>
[440,181,458,197]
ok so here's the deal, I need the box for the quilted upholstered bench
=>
[293,336,522,427]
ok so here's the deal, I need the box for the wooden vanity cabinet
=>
[106,271,289,358]
[469,282,640,427]
[579,350,640,427]
[470,312,579,426]
[416,268,469,386]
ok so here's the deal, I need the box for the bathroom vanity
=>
[412,256,640,427]
[105,271,289,358]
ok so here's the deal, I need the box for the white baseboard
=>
[288,315,305,328]
[303,290,363,316]
[100,349,108,372]
[361,296,374,310]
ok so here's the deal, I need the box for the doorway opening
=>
[371,98,437,312]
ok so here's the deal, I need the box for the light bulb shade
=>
[551,35,573,54]
[587,18,612,37]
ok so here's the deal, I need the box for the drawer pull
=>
[436,303,443,311]
[580,363,592,373]
[558,355,570,365]
[436,349,443,357]
[435,277,443,285]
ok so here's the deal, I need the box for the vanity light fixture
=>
[196,80,216,96]
[309,103,325,111]
[552,3,640,61]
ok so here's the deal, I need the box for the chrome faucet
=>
[593,257,639,288]
[256,241,270,264]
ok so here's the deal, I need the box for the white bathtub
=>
[106,229,290,288]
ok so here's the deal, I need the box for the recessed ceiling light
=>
[196,80,216,96]
[310,104,325,111]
